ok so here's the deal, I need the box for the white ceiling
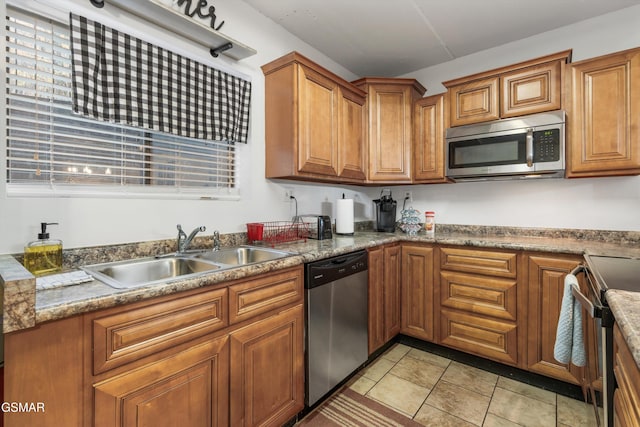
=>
[241,0,640,76]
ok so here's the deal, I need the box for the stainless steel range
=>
[574,254,640,427]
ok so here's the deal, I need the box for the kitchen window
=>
[4,6,246,199]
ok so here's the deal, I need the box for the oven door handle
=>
[571,283,596,319]
[568,265,599,319]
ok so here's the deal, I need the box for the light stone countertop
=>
[605,290,640,369]
[2,226,640,368]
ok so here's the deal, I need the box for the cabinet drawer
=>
[93,287,227,374]
[440,247,517,278]
[440,308,518,366]
[440,271,517,321]
[229,267,303,325]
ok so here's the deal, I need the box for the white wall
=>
[388,4,640,232]
[0,0,373,254]
[1,2,639,255]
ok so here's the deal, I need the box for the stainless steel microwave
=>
[445,110,565,181]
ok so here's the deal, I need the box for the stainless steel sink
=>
[82,256,223,289]
[191,246,293,266]
[82,246,294,289]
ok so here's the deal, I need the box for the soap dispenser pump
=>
[24,222,63,276]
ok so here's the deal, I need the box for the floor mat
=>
[297,387,423,427]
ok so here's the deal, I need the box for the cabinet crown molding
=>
[442,49,572,88]
[352,77,427,96]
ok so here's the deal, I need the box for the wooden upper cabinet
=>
[262,52,367,183]
[353,77,426,182]
[444,50,571,127]
[501,60,562,118]
[413,94,449,183]
[297,65,339,176]
[447,77,499,127]
[338,87,367,180]
[566,47,640,178]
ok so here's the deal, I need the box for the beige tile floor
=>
[345,343,601,427]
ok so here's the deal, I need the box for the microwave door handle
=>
[526,128,534,167]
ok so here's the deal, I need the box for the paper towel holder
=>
[335,193,355,236]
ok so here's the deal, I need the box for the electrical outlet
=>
[403,191,413,203]
[284,187,295,202]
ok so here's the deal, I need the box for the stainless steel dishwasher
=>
[305,250,368,406]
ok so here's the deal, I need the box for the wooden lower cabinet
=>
[94,336,229,427]
[4,316,85,427]
[368,244,401,354]
[613,323,640,427]
[230,305,304,427]
[400,244,435,342]
[437,247,524,367]
[4,267,304,427]
[526,254,586,384]
[440,308,519,365]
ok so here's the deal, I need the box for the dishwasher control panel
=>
[305,250,368,289]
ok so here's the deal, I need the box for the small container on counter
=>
[24,222,63,276]
[424,211,435,237]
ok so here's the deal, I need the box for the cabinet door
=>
[366,84,414,182]
[94,335,229,427]
[297,65,339,176]
[567,48,640,177]
[368,244,402,354]
[230,305,304,427]
[384,244,402,340]
[338,88,367,180]
[401,245,435,342]
[500,60,562,118]
[448,77,499,127]
[413,94,448,183]
[368,247,385,354]
[526,255,584,384]
[613,324,640,426]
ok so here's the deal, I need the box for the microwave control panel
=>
[533,129,560,162]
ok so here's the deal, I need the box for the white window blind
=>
[5,7,238,198]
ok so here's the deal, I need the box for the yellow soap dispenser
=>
[24,222,63,276]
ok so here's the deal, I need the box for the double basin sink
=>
[82,246,294,289]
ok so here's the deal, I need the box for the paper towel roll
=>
[335,198,354,235]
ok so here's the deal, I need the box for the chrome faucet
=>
[213,230,221,251]
[176,224,206,253]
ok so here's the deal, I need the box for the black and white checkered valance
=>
[69,13,251,143]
